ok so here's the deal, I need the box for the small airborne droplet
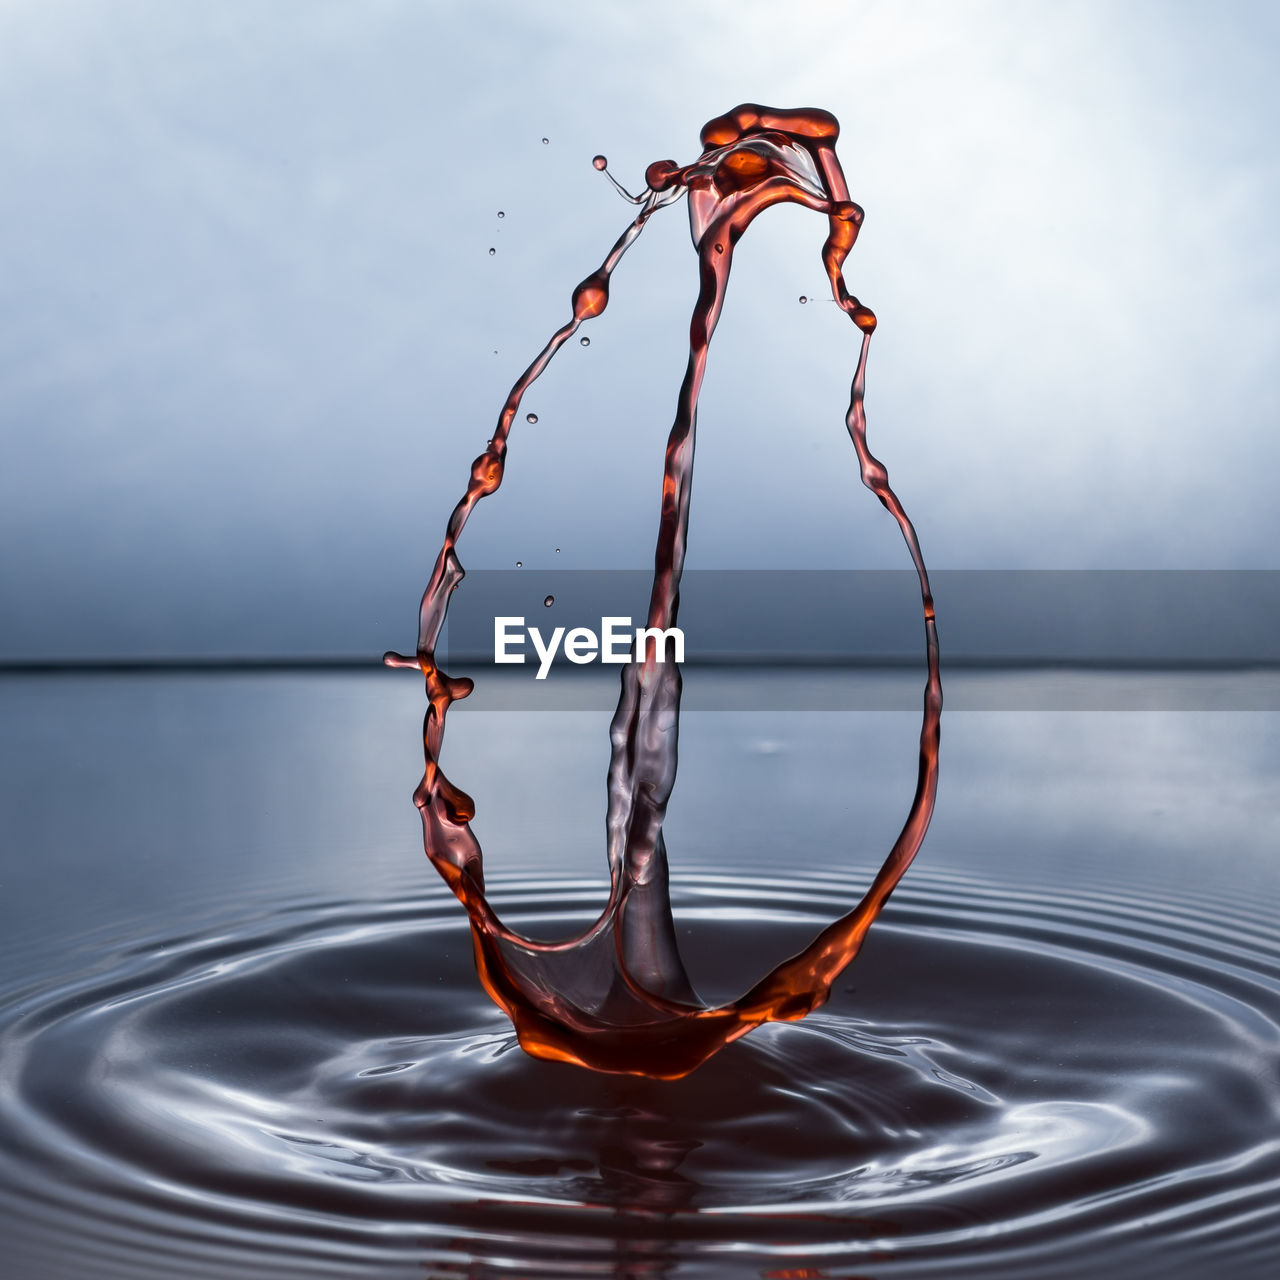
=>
[543,595,554,607]
[580,336,590,347]
[526,412,538,424]
[541,137,549,145]
[799,295,808,304]
[497,211,505,218]
[515,561,522,568]
[592,154,608,171]
[488,247,496,256]
[555,548,560,554]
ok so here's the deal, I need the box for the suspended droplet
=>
[543,595,554,607]
[799,295,808,304]
[488,247,496,256]
[497,210,505,219]
[579,336,590,347]
[515,561,522,568]
[555,547,560,554]
[526,412,538,424]
[645,159,680,191]
[541,137,549,145]
[572,273,609,320]
[592,154,608,171]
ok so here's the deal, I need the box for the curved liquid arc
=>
[388,105,943,1077]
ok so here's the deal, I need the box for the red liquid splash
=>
[388,105,942,1079]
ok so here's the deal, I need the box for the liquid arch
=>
[387,106,942,1078]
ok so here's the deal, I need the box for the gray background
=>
[2,0,1277,660]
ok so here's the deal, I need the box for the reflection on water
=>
[1,669,1278,1277]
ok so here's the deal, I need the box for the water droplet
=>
[579,336,590,347]
[555,547,560,554]
[592,154,608,171]
[645,159,680,191]
[543,595,554,607]
[497,211,505,219]
[488,247,496,256]
[541,137,549,146]
[515,561,522,568]
[799,295,808,304]
[714,243,724,254]
[526,412,538,424]
[572,275,609,320]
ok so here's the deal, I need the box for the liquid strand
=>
[388,104,942,1078]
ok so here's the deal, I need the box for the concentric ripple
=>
[1,869,1278,1279]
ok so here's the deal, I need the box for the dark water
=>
[2,670,1279,1278]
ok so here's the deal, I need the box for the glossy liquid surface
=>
[1,671,1278,1277]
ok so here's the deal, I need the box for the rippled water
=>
[2,671,1279,1277]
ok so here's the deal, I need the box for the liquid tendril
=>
[387,104,942,1079]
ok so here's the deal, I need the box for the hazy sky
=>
[1,0,1277,658]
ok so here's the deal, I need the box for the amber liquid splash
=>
[387,105,942,1078]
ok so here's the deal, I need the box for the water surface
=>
[1,669,1277,1277]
